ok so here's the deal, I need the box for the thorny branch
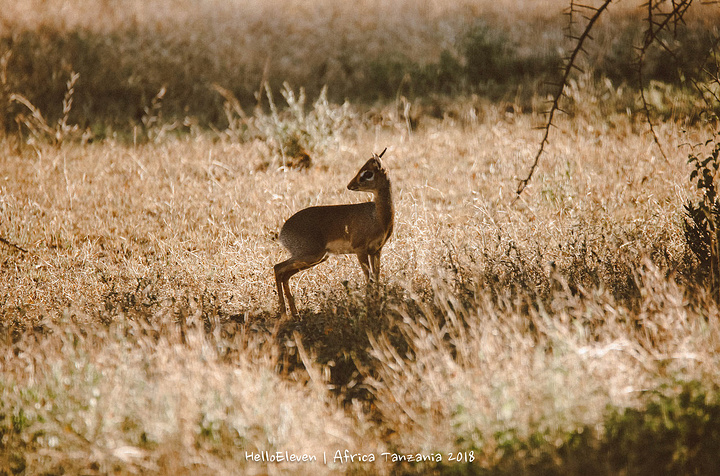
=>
[516,0,717,196]
[637,0,694,160]
[638,1,720,111]
[516,0,612,196]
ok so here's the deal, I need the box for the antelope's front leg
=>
[357,252,371,282]
[369,252,381,283]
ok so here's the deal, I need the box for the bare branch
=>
[516,0,613,196]
[635,0,694,160]
[637,55,668,160]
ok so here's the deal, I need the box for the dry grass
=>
[1,96,719,472]
[2,0,720,474]
[0,318,374,474]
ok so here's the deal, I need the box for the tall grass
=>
[2,0,720,474]
[0,316,374,474]
[1,97,719,471]
[366,263,720,472]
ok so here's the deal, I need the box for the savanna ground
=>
[2,0,720,474]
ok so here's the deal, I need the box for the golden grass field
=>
[2,0,720,474]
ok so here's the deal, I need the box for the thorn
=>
[574,3,600,10]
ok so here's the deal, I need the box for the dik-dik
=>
[274,149,393,317]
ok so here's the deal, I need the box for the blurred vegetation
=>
[474,380,720,476]
[0,21,552,131]
[1,4,718,136]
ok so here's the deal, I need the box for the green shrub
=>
[462,21,510,85]
[684,133,720,296]
[478,381,720,476]
[603,381,720,475]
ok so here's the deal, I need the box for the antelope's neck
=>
[375,184,394,232]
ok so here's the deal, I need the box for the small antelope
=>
[274,149,394,317]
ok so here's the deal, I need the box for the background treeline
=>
[1,0,718,135]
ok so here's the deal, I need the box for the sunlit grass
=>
[1,98,718,472]
[2,0,720,473]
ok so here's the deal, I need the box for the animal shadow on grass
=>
[268,283,413,405]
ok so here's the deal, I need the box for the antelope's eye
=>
[360,170,374,181]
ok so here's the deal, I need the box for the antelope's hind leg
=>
[274,263,288,316]
[274,253,328,317]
